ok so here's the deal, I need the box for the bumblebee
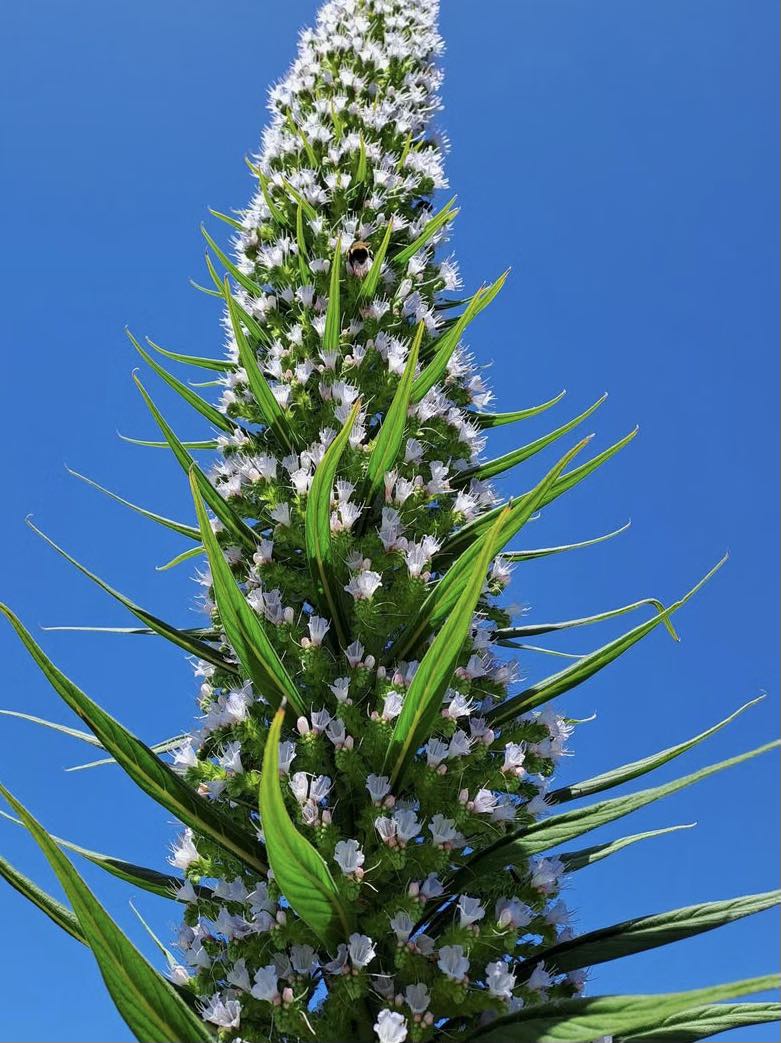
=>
[347,240,372,278]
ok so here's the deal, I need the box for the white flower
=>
[405,983,430,1015]
[437,944,469,982]
[425,738,449,768]
[448,729,472,759]
[382,691,404,721]
[308,615,330,646]
[527,962,554,992]
[366,774,391,803]
[374,1009,408,1043]
[486,960,516,999]
[390,910,413,942]
[218,740,243,774]
[393,809,422,845]
[329,676,351,701]
[348,932,376,969]
[278,740,296,775]
[227,959,251,992]
[169,829,199,870]
[346,640,364,667]
[334,839,365,876]
[345,569,383,600]
[471,788,499,814]
[429,813,461,848]
[201,994,241,1028]
[251,965,279,1003]
[290,944,318,976]
[420,873,444,900]
[502,742,526,776]
[530,857,565,894]
[457,894,486,927]
[496,897,533,930]
[375,815,397,846]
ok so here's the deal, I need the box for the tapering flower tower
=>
[2,1,778,1041]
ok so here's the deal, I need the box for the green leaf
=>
[223,280,295,452]
[280,178,317,222]
[304,399,361,647]
[201,224,264,296]
[358,220,394,299]
[411,270,507,402]
[503,521,632,562]
[255,168,286,224]
[468,974,780,1043]
[495,596,678,643]
[442,428,637,562]
[66,734,189,772]
[128,330,236,435]
[156,545,205,572]
[0,784,214,1043]
[65,467,200,541]
[355,134,368,184]
[559,824,696,873]
[550,696,764,804]
[620,1002,781,1042]
[259,705,351,945]
[516,890,780,978]
[455,740,779,879]
[208,207,244,232]
[133,372,258,553]
[365,322,422,501]
[458,393,607,484]
[0,605,266,876]
[190,470,306,716]
[144,337,232,372]
[296,204,310,281]
[393,439,591,660]
[468,389,567,428]
[385,508,509,787]
[392,195,458,268]
[323,237,342,352]
[487,556,728,724]
[118,433,218,450]
[0,850,85,944]
[1,808,207,901]
[0,709,101,746]
[26,519,236,675]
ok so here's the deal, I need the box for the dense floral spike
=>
[1,1,778,1042]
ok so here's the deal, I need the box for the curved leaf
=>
[516,890,780,978]
[0,709,100,746]
[550,696,764,804]
[304,400,361,648]
[365,323,422,501]
[495,596,677,643]
[468,389,567,428]
[358,220,394,299]
[467,974,780,1043]
[503,521,632,562]
[392,195,458,268]
[0,851,85,944]
[190,470,306,716]
[201,224,264,296]
[0,605,266,876]
[118,433,218,450]
[323,237,342,352]
[65,467,200,541]
[26,519,235,674]
[458,393,607,484]
[259,706,351,946]
[128,331,235,435]
[385,508,509,787]
[0,784,214,1043]
[559,824,696,873]
[488,556,727,725]
[620,1002,781,1042]
[145,337,232,372]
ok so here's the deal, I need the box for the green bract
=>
[0,1,777,1042]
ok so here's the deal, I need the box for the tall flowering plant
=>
[1,1,778,1041]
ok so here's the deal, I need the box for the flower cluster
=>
[166,1,587,1040]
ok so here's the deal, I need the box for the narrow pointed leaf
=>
[488,556,727,724]
[255,168,286,224]
[459,393,607,483]
[0,851,85,944]
[392,195,458,267]
[469,974,780,1043]
[66,467,200,541]
[386,509,509,786]
[620,1002,781,1042]
[412,271,507,402]
[281,177,317,221]
[0,784,214,1043]
[119,433,218,450]
[365,323,422,500]
[156,545,204,572]
[559,824,696,873]
[468,390,567,428]
[454,740,779,879]
[260,706,352,945]
[359,220,394,299]
[130,900,177,967]
[201,225,264,296]
[296,204,310,281]
[190,471,306,716]
[223,280,294,452]
[304,400,361,647]
[128,331,235,434]
[208,208,244,231]
[503,521,632,562]
[516,890,780,978]
[67,734,189,772]
[0,606,266,875]
[550,697,764,804]
[323,237,342,351]
[145,337,232,372]
[0,709,101,746]
[495,596,677,643]
[393,439,590,660]
[133,373,258,552]
[27,520,235,674]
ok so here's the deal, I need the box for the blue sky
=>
[0,1,778,1040]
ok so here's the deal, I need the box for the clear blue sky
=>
[0,1,778,1040]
